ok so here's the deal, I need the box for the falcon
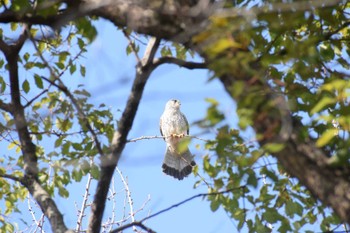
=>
[159,99,196,180]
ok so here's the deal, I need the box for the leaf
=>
[0,76,6,93]
[210,197,220,212]
[262,208,281,223]
[310,96,335,114]
[80,65,86,77]
[34,74,43,89]
[69,63,76,74]
[285,200,303,217]
[22,79,30,93]
[56,118,72,132]
[263,143,285,153]
[316,129,338,147]
[55,62,65,70]
[90,164,100,179]
[72,169,83,182]
[58,186,69,198]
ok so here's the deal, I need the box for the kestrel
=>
[160,99,196,180]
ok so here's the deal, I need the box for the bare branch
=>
[111,222,156,233]
[88,37,161,233]
[116,168,137,232]
[21,178,71,233]
[153,56,207,69]
[126,134,211,143]
[76,159,94,232]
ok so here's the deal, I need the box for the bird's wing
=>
[182,113,189,135]
[159,117,165,139]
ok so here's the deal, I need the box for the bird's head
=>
[165,99,181,110]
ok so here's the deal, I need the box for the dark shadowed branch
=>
[153,56,207,69]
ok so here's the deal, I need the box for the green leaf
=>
[22,79,30,93]
[72,169,83,182]
[210,197,220,212]
[54,137,64,148]
[80,65,86,77]
[285,200,303,217]
[10,22,18,31]
[58,186,69,198]
[262,208,281,223]
[38,42,47,53]
[56,118,72,132]
[0,76,6,93]
[90,164,100,179]
[55,62,65,70]
[69,63,76,74]
[34,74,44,89]
[263,143,285,153]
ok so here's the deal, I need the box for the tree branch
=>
[88,37,161,233]
[0,26,70,232]
[111,222,156,233]
[153,56,207,69]
[28,33,105,158]
[0,173,22,182]
[0,99,12,113]
[126,134,211,143]
[110,187,245,233]
[218,70,350,224]
[76,159,94,232]
[23,88,49,109]
[116,169,137,232]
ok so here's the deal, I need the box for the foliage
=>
[193,0,350,232]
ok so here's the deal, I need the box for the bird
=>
[159,99,196,180]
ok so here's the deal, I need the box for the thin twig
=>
[127,134,212,143]
[23,88,49,108]
[110,187,244,233]
[76,159,93,232]
[123,29,141,63]
[116,168,137,232]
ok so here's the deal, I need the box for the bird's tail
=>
[162,146,196,180]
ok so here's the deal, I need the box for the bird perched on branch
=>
[160,99,196,180]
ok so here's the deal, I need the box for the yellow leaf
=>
[310,96,335,114]
[316,129,338,147]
